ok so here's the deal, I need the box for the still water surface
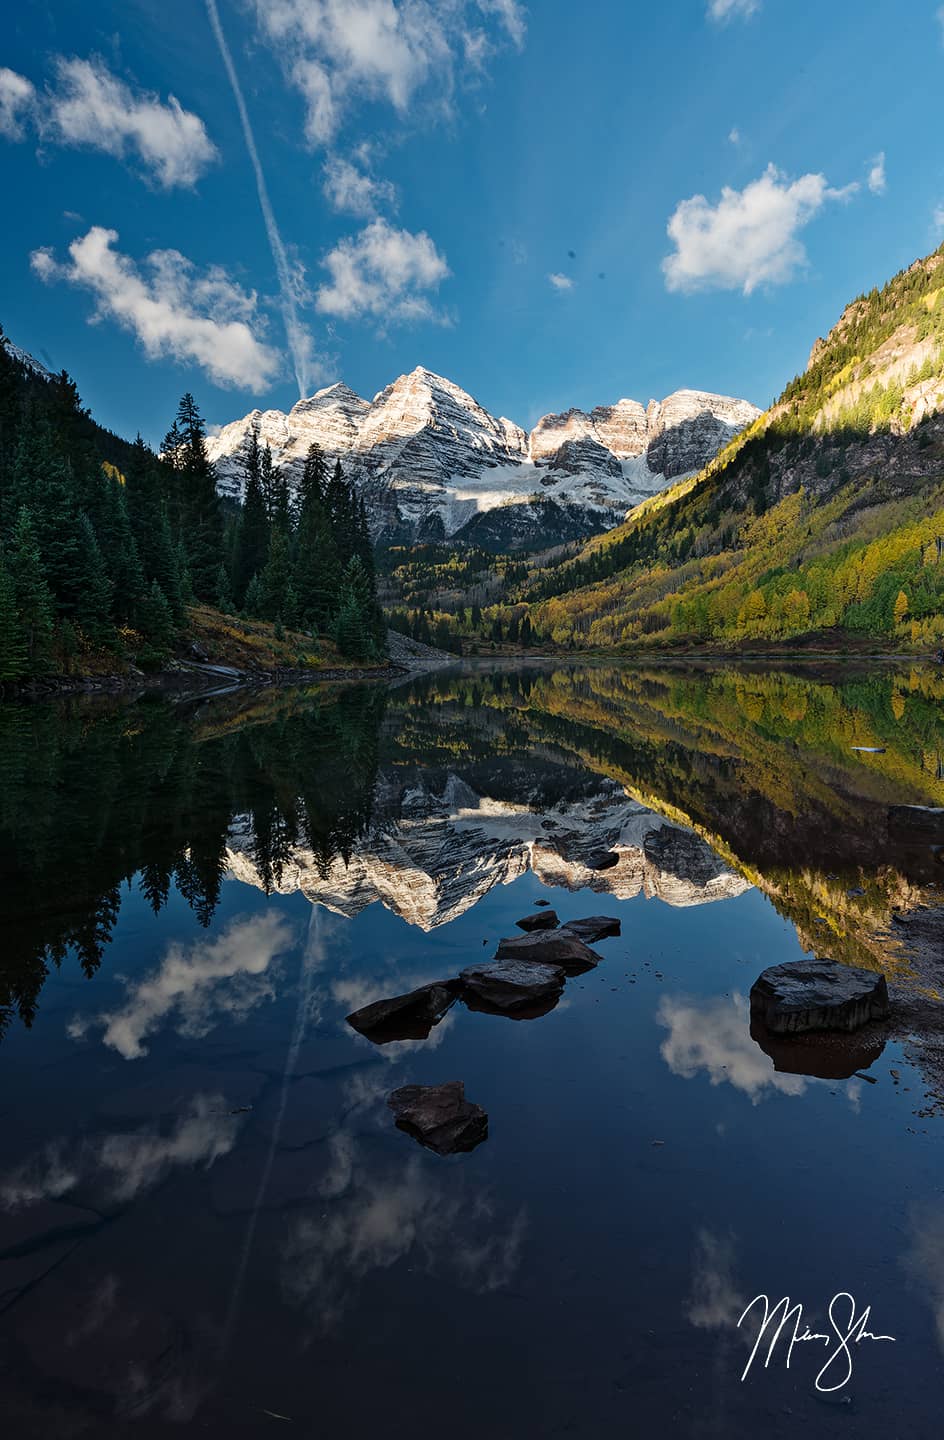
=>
[1,663,943,1436]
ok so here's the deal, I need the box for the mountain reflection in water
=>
[2,662,944,1437]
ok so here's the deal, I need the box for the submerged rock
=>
[750,958,889,1035]
[347,981,460,1043]
[460,958,566,1014]
[516,909,560,931]
[387,1082,488,1155]
[494,929,602,974]
[560,915,621,943]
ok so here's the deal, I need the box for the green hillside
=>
[508,246,944,651]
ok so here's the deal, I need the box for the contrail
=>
[219,904,326,1365]
[205,0,314,399]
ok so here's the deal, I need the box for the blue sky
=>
[2,0,944,445]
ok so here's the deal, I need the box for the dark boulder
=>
[387,1082,488,1155]
[460,958,565,1015]
[347,981,460,1044]
[495,929,602,975]
[515,909,559,931]
[750,958,889,1035]
[560,915,621,944]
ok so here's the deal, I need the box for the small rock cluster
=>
[348,910,622,1041]
[347,909,622,1154]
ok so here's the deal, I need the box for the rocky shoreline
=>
[2,629,456,701]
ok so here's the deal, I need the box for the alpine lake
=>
[2,660,944,1438]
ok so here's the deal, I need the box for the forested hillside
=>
[0,331,384,683]
[492,246,944,651]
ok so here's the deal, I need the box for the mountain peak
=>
[207,365,759,545]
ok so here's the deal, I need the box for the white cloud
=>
[247,0,527,145]
[1,1095,240,1209]
[316,216,450,323]
[658,992,811,1103]
[728,126,741,146]
[938,5,944,44]
[663,163,858,295]
[478,0,527,48]
[935,203,944,235]
[282,1131,528,1331]
[0,57,216,187]
[1,56,216,188]
[686,1229,747,1332]
[322,154,398,216]
[868,151,886,195]
[31,227,284,391]
[707,0,760,20]
[548,272,574,291]
[0,66,35,139]
[68,912,294,1058]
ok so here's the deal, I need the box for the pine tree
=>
[8,508,54,673]
[137,580,174,652]
[0,563,26,682]
[150,502,184,620]
[174,394,222,600]
[334,555,377,659]
[215,562,234,612]
[259,528,294,622]
[260,443,278,519]
[294,463,339,631]
[244,573,264,615]
[100,476,145,623]
[298,442,327,515]
[233,427,269,604]
[271,468,293,536]
[73,513,114,646]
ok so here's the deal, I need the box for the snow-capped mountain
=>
[2,339,53,381]
[225,774,750,930]
[207,368,760,549]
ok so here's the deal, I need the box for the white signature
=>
[737,1293,896,1392]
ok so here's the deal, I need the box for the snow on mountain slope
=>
[2,339,53,381]
[226,774,750,930]
[207,367,760,546]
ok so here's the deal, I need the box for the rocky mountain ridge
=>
[207,367,759,549]
[225,773,750,929]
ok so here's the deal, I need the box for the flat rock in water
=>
[888,804,944,839]
[750,958,889,1035]
[533,899,551,907]
[387,1081,488,1156]
[560,915,621,944]
[460,958,566,1013]
[494,929,602,974]
[347,981,460,1044]
[516,909,559,931]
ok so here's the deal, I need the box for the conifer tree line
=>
[0,330,384,682]
[215,424,385,659]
